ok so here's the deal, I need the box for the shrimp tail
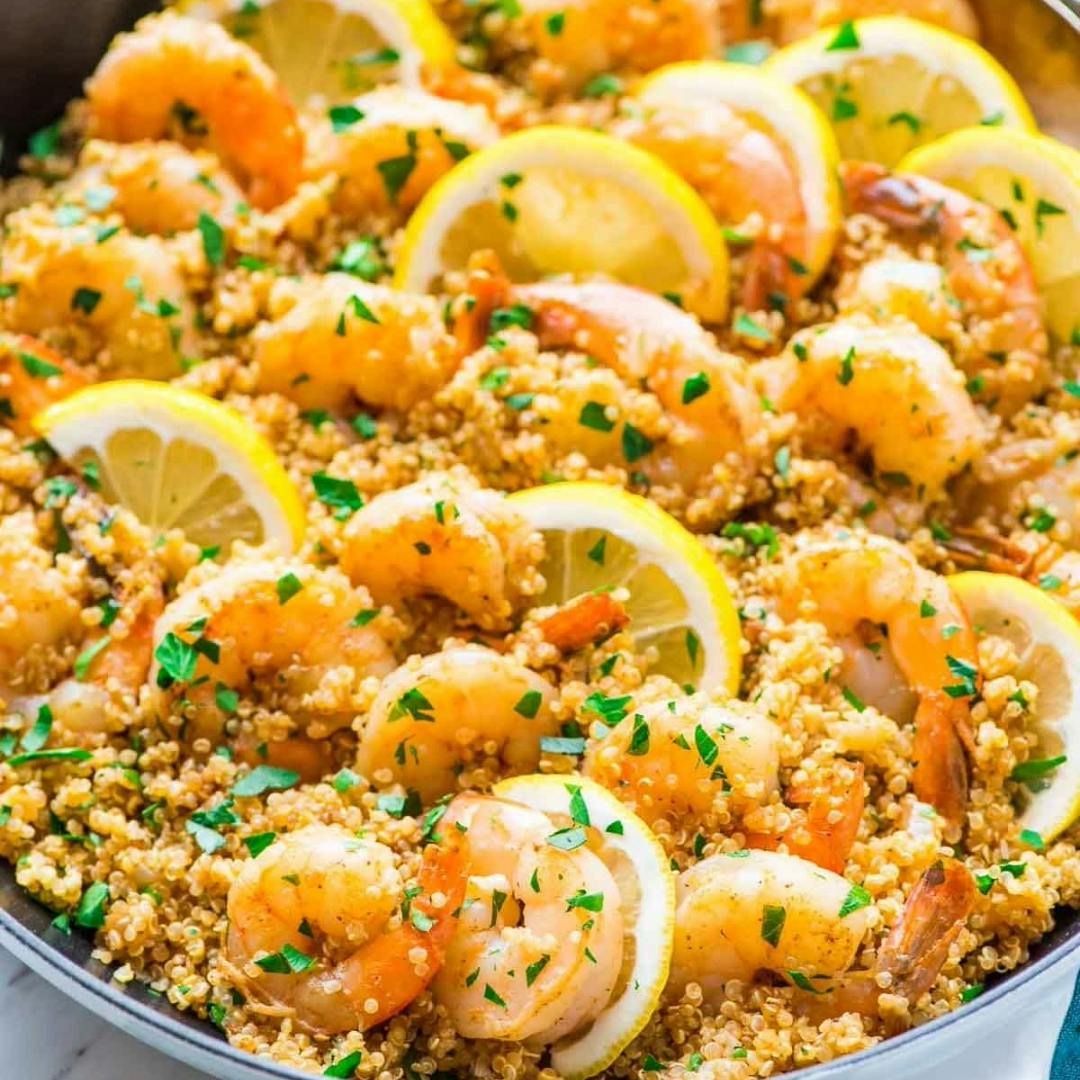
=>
[840,160,938,234]
[912,692,971,826]
[741,241,792,313]
[451,250,512,355]
[537,592,630,652]
[875,859,976,1004]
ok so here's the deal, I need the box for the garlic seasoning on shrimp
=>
[433,794,625,1043]
[226,823,467,1034]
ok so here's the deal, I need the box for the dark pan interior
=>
[1,0,1080,1076]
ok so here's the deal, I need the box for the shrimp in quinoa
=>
[0,204,195,379]
[85,12,303,209]
[754,317,985,496]
[356,645,558,801]
[252,273,461,413]
[775,530,979,825]
[226,824,467,1034]
[433,793,625,1042]
[150,556,399,767]
[583,696,781,824]
[0,334,90,437]
[339,472,542,629]
[67,139,245,236]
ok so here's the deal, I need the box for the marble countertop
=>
[0,944,208,1080]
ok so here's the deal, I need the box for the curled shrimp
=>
[583,696,781,825]
[85,12,303,209]
[252,273,460,413]
[150,556,399,755]
[754,318,985,496]
[462,270,766,491]
[841,161,1047,412]
[339,472,542,630]
[0,334,90,437]
[303,87,498,220]
[802,859,977,1028]
[749,761,865,874]
[0,509,161,736]
[776,530,978,825]
[767,0,979,42]
[667,849,872,1003]
[433,793,624,1042]
[68,140,245,236]
[356,645,559,801]
[226,824,466,1034]
[1,204,195,379]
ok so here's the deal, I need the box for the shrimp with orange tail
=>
[226,824,466,1034]
[0,334,90,437]
[536,591,630,653]
[776,531,979,826]
[840,161,1047,413]
[85,12,303,208]
[801,859,977,1028]
[750,761,865,874]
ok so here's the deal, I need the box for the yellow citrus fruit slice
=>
[179,0,456,103]
[33,381,305,553]
[950,571,1080,841]
[493,774,674,1080]
[394,126,731,323]
[767,15,1035,167]
[508,482,740,693]
[633,61,842,288]
[901,126,1080,344]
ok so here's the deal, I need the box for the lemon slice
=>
[493,774,674,1080]
[633,61,842,287]
[901,127,1080,344]
[766,16,1035,168]
[508,482,740,693]
[33,381,305,553]
[950,571,1080,840]
[394,126,731,323]
[179,0,456,103]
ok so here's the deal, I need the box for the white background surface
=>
[0,944,207,1080]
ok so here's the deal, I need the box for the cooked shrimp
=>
[584,697,781,824]
[252,273,460,413]
[837,256,957,340]
[68,140,245,236]
[150,556,399,747]
[356,646,559,801]
[433,793,624,1042]
[303,87,498,220]
[803,859,976,1026]
[776,531,978,824]
[0,510,160,736]
[842,161,1047,411]
[754,318,985,496]
[768,0,980,42]
[339,472,541,630]
[85,12,302,209]
[749,761,865,874]
[471,276,766,490]
[536,591,630,653]
[0,204,195,379]
[226,824,466,1034]
[0,334,90,437]
[612,96,818,310]
[502,0,717,94]
[667,849,871,1003]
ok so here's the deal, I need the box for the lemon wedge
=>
[950,571,1080,841]
[179,0,456,103]
[901,127,1080,343]
[493,774,674,1080]
[394,126,731,323]
[33,381,305,553]
[508,482,740,693]
[633,61,842,287]
[767,16,1035,167]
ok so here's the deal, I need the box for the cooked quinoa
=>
[0,1,1079,1078]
